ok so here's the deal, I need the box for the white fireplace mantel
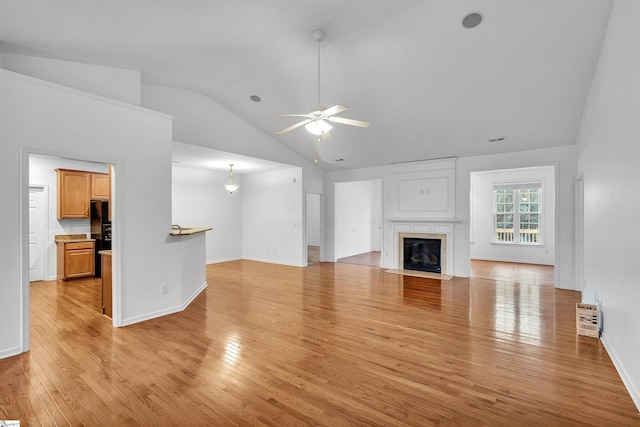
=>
[388,218,460,223]
[385,218,458,275]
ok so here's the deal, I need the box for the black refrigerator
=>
[90,200,112,278]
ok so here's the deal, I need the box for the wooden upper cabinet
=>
[90,173,110,200]
[56,169,91,219]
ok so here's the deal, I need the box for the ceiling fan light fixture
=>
[305,119,332,136]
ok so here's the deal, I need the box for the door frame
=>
[333,178,384,266]
[28,184,49,282]
[21,147,120,353]
[575,173,585,295]
[305,192,323,265]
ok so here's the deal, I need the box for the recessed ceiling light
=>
[249,95,261,102]
[462,12,483,29]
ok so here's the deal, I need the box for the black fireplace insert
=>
[403,238,441,273]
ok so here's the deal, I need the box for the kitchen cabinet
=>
[56,169,91,219]
[56,240,95,280]
[56,169,111,218]
[90,172,110,200]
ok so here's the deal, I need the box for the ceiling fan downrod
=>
[312,29,325,109]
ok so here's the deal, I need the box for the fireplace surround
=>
[398,232,447,276]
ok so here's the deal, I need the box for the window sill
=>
[491,241,545,247]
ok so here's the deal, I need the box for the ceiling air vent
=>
[488,137,506,143]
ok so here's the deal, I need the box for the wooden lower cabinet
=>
[56,241,95,280]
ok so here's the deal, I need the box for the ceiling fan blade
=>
[322,105,348,117]
[321,130,332,141]
[277,119,312,135]
[328,116,370,128]
[277,113,313,118]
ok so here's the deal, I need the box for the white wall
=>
[575,0,640,410]
[455,146,576,289]
[242,168,304,266]
[172,165,243,263]
[0,52,141,105]
[29,155,109,280]
[0,69,202,359]
[306,193,321,247]
[470,166,555,265]
[334,180,378,259]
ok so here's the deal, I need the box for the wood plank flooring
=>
[2,261,638,426]
[471,259,555,286]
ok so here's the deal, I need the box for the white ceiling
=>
[0,0,614,170]
[172,142,296,174]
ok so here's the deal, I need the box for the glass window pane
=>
[530,203,539,212]
[496,214,504,222]
[520,203,529,212]
[530,214,539,223]
[505,214,513,223]
[497,204,505,213]
[496,192,504,203]
[531,190,540,202]
[505,192,514,203]
[505,203,514,212]
[521,214,530,222]
[505,223,513,229]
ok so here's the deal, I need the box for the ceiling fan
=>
[276,29,369,141]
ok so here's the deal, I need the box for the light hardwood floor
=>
[2,261,638,426]
[471,259,555,286]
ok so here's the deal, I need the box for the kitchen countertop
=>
[99,250,112,256]
[168,226,212,236]
[54,234,95,243]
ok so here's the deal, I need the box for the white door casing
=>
[29,186,47,282]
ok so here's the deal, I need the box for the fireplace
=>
[398,232,448,275]
[403,237,441,273]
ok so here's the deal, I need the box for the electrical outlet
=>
[161,284,168,295]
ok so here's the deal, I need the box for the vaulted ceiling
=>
[0,0,613,170]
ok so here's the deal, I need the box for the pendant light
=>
[224,164,239,194]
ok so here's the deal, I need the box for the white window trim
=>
[492,182,543,245]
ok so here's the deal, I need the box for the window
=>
[494,183,541,244]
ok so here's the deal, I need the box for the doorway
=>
[306,193,321,264]
[334,179,383,267]
[469,166,556,285]
[24,153,115,352]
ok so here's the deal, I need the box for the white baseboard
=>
[0,346,23,360]
[181,281,208,308]
[600,335,640,413]
[242,256,305,268]
[206,257,241,264]
[120,281,208,327]
[470,255,554,266]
